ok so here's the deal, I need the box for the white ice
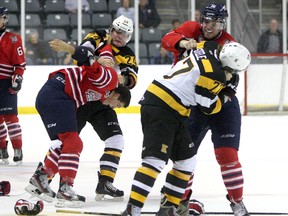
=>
[0,114,288,215]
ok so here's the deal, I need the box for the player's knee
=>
[104,134,124,151]
[173,155,196,173]
[58,132,83,154]
[142,157,166,172]
[215,147,238,166]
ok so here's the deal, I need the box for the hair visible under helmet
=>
[0,7,9,31]
[110,15,133,44]
[201,3,228,29]
[219,42,251,73]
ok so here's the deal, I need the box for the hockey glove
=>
[220,73,240,101]
[121,70,137,89]
[72,46,96,66]
[189,199,205,215]
[0,181,10,196]
[9,74,23,94]
[14,199,44,215]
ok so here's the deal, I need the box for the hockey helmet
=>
[201,3,228,27]
[219,42,251,73]
[110,15,133,44]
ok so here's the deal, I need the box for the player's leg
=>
[87,102,125,201]
[211,97,249,216]
[0,116,9,165]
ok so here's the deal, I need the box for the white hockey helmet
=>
[110,15,133,44]
[219,42,251,72]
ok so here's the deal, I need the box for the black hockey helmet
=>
[201,3,228,27]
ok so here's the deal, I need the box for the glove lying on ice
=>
[9,74,23,94]
[0,181,10,196]
[189,199,205,215]
[14,199,44,215]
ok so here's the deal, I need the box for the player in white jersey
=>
[121,40,251,216]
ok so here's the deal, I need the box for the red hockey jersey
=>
[0,31,26,79]
[49,61,119,108]
[162,21,236,65]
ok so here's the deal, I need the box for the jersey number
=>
[17,47,24,56]
[163,58,194,79]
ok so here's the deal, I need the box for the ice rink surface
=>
[0,114,288,215]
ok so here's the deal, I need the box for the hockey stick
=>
[56,209,288,215]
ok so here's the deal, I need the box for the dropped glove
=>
[0,181,10,196]
[14,199,44,215]
[189,199,205,215]
[9,74,23,94]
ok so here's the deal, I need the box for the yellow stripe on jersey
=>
[197,75,224,95]
[138,166,159,179]
[131,191,147,203]
[169,169,191,181]
[104,150,121,157]
[201,59,213,73]
[196,41,205,49]
[147,84,190,117]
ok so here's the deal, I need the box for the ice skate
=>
[55,182,85,208]
[13,148,23,165]
[0,142,9,165]
[121,203,141,216]
[227,195,250,216]
[95,171,124,202]
[25,162,56,203]
[156,194,179,216]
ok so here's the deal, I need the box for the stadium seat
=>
[89,0,108,13]
[127,43,148,58]
[70,14,92,28]
[141,28,163,44]
[44,0,65,13]
[25,14,42,27]
[46,14,70,28]
[25,0,42,14]
[7,14,20,29]
[43,28,67,41]
[1,0,19,15]
[108,0,121,15]
[148,42,161,59]
[70,28,93,41]
[139,57,150,65]
[91,13,112,29]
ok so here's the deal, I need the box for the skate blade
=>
[55,198,85,208]
[0,159,9,165]
[95,194,124,202]
[15,160,23,166]
[25,184,54,203]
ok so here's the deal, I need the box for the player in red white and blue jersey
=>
[0,7,26,165]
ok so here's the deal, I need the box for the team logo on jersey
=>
[10,35,18,43]
[86,89,101,101]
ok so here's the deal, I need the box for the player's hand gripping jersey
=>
[140,41,227,116]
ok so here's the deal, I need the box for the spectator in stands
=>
[116,0,135,24]
[172,19,181,29]
[139,0,161,29]
[151,45,173,64]
[64,0,90,14]
[257,18,282,53]
[25,32,54,65]
[195,9,201,22]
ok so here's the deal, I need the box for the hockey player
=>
[48,15,137,201]
[121,41,251,216]
[25,58,131,207]
[162,3,250,216]
[0,7,25,165]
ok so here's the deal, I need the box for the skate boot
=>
[95,171,124,201]
[0,142,9,165]
[13,148,23,165]
[121,203,141,216]
[25,162,56,203]
[156,194,179,216]
[55,182,86,208]
[227,195,250,216]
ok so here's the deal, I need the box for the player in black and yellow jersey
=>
[122,41,251,216]
[49,15,137,201]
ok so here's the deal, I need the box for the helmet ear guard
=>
[219,42,251,73]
